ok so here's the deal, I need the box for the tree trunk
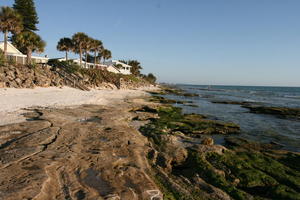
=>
[4,30,8,56]
[65,51,68,61]
[27,49,32,65]
[79,48,82,67]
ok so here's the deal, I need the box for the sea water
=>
[166,84,300,152]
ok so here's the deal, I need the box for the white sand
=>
[0,86,157,125]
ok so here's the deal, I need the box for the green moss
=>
[175,150,249,200]
[205,150,300,200]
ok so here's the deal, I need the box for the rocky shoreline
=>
[0,87,299,200]
[211,100,300,120]
[136,89,300,200]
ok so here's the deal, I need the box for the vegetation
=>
[143,73,157,84]
[119,60,142,76]
[0,6,23,55]
[13,0,39,31]
[101,48,112,63]
[48,59,80,73]
[56,37,73,61]
[90,39,103,65]
[0,49,6,66]
[71,32,88,66]
[1,1,157,85]
[13,31,45,64]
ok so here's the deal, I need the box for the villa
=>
[0,41,49,64]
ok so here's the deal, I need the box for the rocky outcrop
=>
[0,64,154,90]
[134,97,300,200]
[0,103,163,200]
[242,105,300,120]
[0,65,64,88]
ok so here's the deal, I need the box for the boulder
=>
[201,137,214,145]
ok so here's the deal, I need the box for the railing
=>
[54,67,90,91]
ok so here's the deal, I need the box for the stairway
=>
[54,68,90,91]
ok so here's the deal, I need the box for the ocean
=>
[166,84,300,152]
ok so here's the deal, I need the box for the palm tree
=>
[0,6,23,55]
[123,60,142,76]
[13,31,45,64]
[57,37,73,61]
[90,39,103,66]
[101,49,112,64]
[72,32,88,66]
[82,37,93,68]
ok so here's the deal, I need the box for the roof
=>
[0,41,23,55]
[111,60,132,68]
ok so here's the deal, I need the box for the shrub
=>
[48,59,80,73]
[143,73,157,84]
[0,49,6,66]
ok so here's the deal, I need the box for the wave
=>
[284,95,300,99]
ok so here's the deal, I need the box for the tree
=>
[13,31,45,64]
[72,32,88,67]
[101,49,112,63]
[13,0,39,31]
[128,60,142,76]
[145,73,157,84]
[0,6,23,55]
[90,39,103,66]
[118,60,128,64]
[82,37,93,68]
[57,37,73,61]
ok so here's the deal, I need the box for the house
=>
[104,60,132,75]
[0,41,48,64]
[57,57,131,75]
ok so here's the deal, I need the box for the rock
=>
[242,105,300,120]
[0,82,5,88]
[156,152,172,171]
[172,147,188,166]
[193,175,232,200]
[192,144,226,155]
[201,137,214,145]
[14,78,22,85]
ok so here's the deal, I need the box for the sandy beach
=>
[0,86,157,125]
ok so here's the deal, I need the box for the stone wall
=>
[0,65,64,88]
[0,64,153,90]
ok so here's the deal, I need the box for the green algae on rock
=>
[135,101,300,199]
[138,105,240,150]
[242,105,300,120]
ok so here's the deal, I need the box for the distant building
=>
[0,41,48,64]
[58,57,132,75]
[104,60,132,75]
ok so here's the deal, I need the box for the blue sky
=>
[2,0,300,86]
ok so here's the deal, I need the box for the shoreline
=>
[0,86,158,126]
[0,86,299,199]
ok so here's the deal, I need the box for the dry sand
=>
[0,86,157,125]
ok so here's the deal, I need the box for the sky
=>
[1,0,300,86]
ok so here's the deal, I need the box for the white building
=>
[58,57,132,75]
[104,60,132,75]
[0,41,48,64]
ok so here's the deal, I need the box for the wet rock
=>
[193,175,232,200]
[192,144,226,155]
[201,137,214,145]
[242,105,300,120]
